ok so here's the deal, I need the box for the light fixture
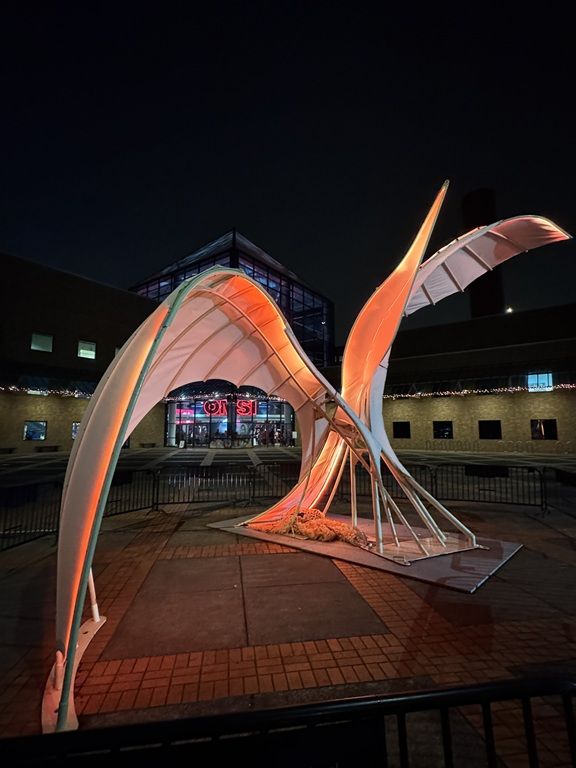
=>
[505,306,513,313]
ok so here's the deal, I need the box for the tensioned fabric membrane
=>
[50,182,570,730]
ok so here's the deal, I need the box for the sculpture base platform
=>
[209,515,521,593]
[42,616,107,733]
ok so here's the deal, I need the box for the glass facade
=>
[478,420,502,440]
[433,421,453,439]
[130,232,332,448]
[131,231,334,367]
[23,421,47,440]
[530,418,558,440]
[78,340,96,359]
[166,396,295,448]
[30,332,53,352]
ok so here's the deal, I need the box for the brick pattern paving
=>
[75,635,400,716]
[0,505,575,766]
[158,541,297,559]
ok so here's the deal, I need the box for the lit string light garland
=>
[0,384,286,402]
[383,383,576,400]
[0,384,92,399]
[2,383,575,401]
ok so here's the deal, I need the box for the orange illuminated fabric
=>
[54,184,571,731]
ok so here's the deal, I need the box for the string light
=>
[0,384,287,403]
[0,384,92,399]
[383,383,576,400]
[2,383,574,402]
[164,392,285,402]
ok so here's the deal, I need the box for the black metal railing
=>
[0,462,548,552]
[0,481,61,550]
[337,462,546,510]
[2,677,574,766]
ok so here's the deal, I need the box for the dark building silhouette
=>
[463,188,505,318]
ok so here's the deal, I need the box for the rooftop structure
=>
[131,230,334,367]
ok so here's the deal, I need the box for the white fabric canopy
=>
[405,216,569,316]
[51,182,571,731]
[54,269,360,729]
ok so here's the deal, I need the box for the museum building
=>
[131,230,334,448]
[0,232,334,453]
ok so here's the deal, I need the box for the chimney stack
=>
[462,188,505,318]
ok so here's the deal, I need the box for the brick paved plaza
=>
[0,495,575,766]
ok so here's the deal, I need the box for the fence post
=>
[539,467,548,513]
[427,466,437,499]
[152,470,160,511]
[249,467,256,504]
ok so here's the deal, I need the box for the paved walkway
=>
[0,497,575,766]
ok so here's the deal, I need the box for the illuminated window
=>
[433,421,453,439]
[23,421,47,440]
[531,419,558,440]
[72,422,80,439]
[478,420,502,439]
[392,421,411,438]
[158,279,172,299]
[78,340,96,359]
[31,333,53,352]
[527,373,553,392]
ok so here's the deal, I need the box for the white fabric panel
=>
[57,305,169,653]
[405,216,569,315]
[340,184,449,417]
[57,269,342,665]
[447,254,485,287]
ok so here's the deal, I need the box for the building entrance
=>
[166,394,295,448]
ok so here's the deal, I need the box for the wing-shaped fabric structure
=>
[49,182,571,733]
[53,270,346,729]
[405,216,570,316]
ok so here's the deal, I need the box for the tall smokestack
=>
[462,188,505,318]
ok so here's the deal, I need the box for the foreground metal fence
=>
[0,482,62,551]
[339,462,546,510]
[3,677,575,767]
[0,462,548,551]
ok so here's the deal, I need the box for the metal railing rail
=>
[2,677,574,766]
[0,462,548,551]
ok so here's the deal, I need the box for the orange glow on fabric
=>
[61,308,168,658]
[246,185,451,527]
[342,182,449,411]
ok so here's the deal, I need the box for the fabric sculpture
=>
[48,182,570,730]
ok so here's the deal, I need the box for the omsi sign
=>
[236,399,256,416]
[203,399,227,416]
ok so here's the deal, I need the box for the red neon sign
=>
[236,399,256,416]
[203,399,228,416]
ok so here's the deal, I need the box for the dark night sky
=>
[1,3,575,343]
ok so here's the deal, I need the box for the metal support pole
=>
[322,446,348,518]
[54,650,65,691]
[349,451,357,528]
[380,487,400,548]
[88,569,100,624]
[371,475,384,553]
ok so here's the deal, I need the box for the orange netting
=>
[249,507,368,547]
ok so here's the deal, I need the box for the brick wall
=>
[2,390,574,456]
[384,390,575,454]
[0,393,165,454]
[131,404,166,447]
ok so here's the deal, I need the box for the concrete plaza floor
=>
[0,489,575,765]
